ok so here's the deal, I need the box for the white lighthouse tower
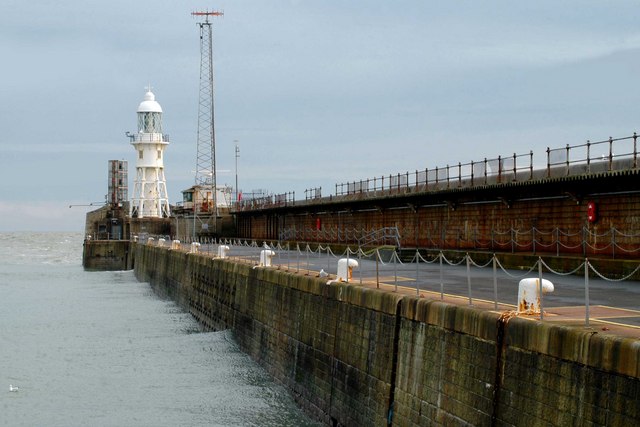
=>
[130,88,170,218]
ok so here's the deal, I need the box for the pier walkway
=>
[153,239,640,340]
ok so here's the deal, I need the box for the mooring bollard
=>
[259,249,276,267]
[517,278,554,314]
[337,258,359,283]
[217,245,229,259]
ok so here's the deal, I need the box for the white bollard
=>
[517,278,554,314]
[190,242,201,253]
[147,237,155,246]
[337,258,359,282]
[158,238,166,247]
[259,249,276,267]
[171,240,181,250]
[217,245,230,259]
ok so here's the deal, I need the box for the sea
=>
[0,232,319,427]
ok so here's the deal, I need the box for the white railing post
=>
[466,253,472,305]
[585,258,590,328]
[394,251,398,293]
[415,249,420,295]
[538,258,544,321]
[439,251,444,300]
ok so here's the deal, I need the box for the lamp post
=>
[234,140,240,206]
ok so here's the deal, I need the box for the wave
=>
[0,231,84,266]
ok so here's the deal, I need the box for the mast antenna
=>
[191,9,223,238]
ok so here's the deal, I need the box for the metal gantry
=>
[192,10,223,235]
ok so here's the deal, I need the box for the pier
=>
[132,241,640,426]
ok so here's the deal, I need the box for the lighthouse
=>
[130,88,170,218]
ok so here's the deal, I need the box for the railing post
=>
[529,150,533,180]
[346,246,350,284]
[585,258,590,327]
[634,132,638,169]
[306,244,310,274]
[327,244,330,272]
[492,254,498,310]
[532,227,536,255]
[512,152,517,181]
[359,247,363,285]
[498,155,502,183]
[415,249,420,295]
[546,147,551,178]
[565,143,570,176]
[538,258,544,321]
[586,140,591,173]
[466,253,472,305]
[470,160,475,187]
[446,165,450,189]
[609,136,614,171]
[484,158,488,185]
[394,250,398,292]
[511,228,515,254]
[491,228,494,251]
[612,227,616,259]
[439,252,444,300]
[458,162,462,187]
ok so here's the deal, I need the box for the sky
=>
[1,1,640,232]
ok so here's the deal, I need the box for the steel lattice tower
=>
[192,10,223,234]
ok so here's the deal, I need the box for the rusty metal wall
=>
[236,171,640,259]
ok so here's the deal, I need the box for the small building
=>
[179,184,232,213]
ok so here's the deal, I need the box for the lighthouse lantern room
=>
[130,88,170,218]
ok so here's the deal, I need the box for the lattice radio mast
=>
[192,10,223,235]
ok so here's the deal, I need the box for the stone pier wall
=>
[134,243,640,426]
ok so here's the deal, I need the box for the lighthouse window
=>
[139,150,143,159]
[157,150,162,160]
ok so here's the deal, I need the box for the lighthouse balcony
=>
[132,134,170,143]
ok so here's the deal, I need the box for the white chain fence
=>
[138,235,639,328]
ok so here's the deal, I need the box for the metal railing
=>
[232,132,639,210]
[235,191,295,211]
[335,151,536,196]
[276,225,640,258]
[547,134,638,177]
[336,133,638,196]
[356,227,401,248]
[278,226,402,247]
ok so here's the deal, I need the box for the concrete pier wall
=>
[82,240,132,271]
[134,243,640,426]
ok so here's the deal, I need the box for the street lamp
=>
[234,140,240,206]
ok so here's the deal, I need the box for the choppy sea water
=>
[0,232,318,427]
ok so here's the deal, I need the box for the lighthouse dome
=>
[137,90,163,113]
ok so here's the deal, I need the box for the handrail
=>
[233,132,639,210]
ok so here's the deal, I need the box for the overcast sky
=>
[2,1,640,232]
